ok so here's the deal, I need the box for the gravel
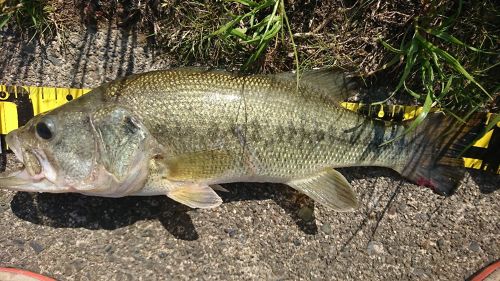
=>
[0,26,499,281]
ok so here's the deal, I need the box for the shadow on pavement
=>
[468,170,500,194]
[10,191,200,240]
[337,166,499,253]
[9,183,319,240]
[7,166,498,241]
[336,167,406,252]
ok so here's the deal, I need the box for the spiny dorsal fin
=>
[287,168,358,212]
[167,183,223,209]
[271,68,358,103]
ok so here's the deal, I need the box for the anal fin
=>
[287,168,358,212]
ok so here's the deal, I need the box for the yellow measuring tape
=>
[0,84,499,174]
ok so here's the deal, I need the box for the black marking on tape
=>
[0,86,36,156]
[463,125,500,173]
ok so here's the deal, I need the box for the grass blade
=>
[393,35,419,94]
[403,81,421,99]
[416,32,490,98]
[0,15,11,29]
[423,28,495,54]
[281,0,300,87]
[379,38,404,54]
[257,0,280,47]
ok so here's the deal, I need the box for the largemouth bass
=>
[0,68,481,211]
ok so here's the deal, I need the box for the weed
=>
[0,0,63,40]
[376,0,498,143]
[211,0,298,74]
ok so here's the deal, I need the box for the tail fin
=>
[398,112,485,196]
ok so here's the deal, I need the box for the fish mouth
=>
[0,132,55,192]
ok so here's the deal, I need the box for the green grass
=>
[211,0,283,70]
[210,0,298,75]
[0,0,62,40]
[154,1,241,68]
[376,0,498,143]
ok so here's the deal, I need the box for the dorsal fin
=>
[271,68,358,103]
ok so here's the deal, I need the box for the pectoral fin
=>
[287,168,358,212]
[167,183,223,209]
[164,150,236,181]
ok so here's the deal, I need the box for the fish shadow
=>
[10,192,200,240]
[10,183,318,240]
[467,169,500,194]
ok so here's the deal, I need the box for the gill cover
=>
[83,105,152,196]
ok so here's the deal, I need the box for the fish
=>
[0,68,482,211]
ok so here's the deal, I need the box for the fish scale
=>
[99,69,412,181]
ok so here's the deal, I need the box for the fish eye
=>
[35,118,55,140]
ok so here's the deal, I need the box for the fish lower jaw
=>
[0,167,48,192]
[0,154,61,192]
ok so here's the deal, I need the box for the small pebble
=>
[297,206,314,222]
[29,241,44,254]
[224,228,237,237]
[387,206,397,217]
[412,268,429,277]
[46,54,62,66]
[416,213,429,221]
[320,223,332,234]
[104,244,114,253]
[469,241,481,252]
[367,241,384,255]
[12,238,25,246]
[437,239,445,250]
